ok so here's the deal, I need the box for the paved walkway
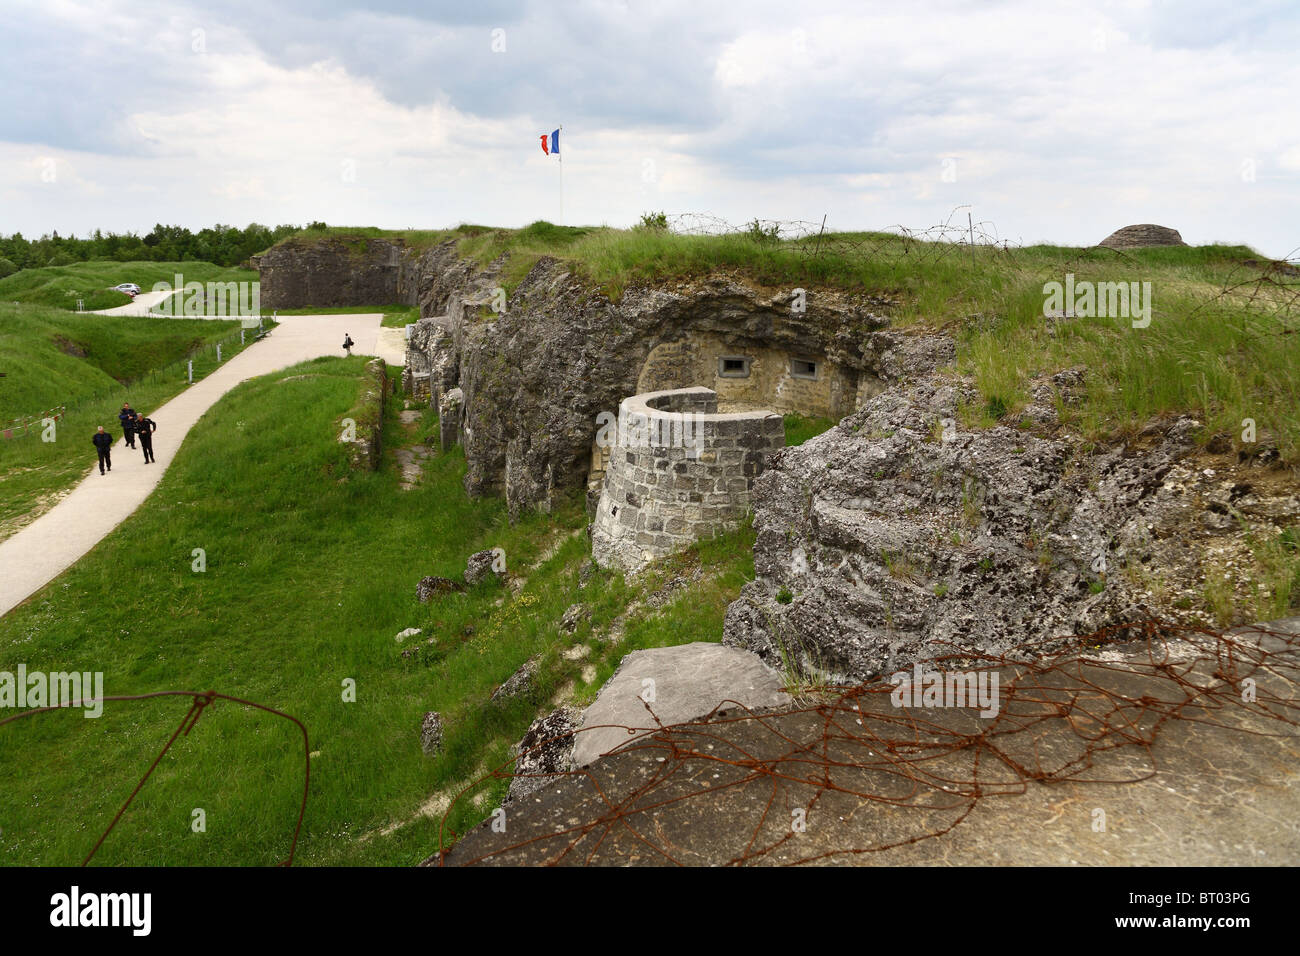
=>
[374,326,408,366]
[0,313,387,618]
[90,289,184,317]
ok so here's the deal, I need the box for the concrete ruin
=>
[1098,223,1187,249]
[589,387,784,572]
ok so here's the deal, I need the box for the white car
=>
[112,283,141,297]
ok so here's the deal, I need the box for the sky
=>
[2,0,1297,256]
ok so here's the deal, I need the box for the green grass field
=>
[0,261,257,311]
[0,303,253,538]
[0,357,753,865]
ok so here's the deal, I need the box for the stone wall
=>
[340,358,387,471]
[253,238,408,309]
[590,387,785,572]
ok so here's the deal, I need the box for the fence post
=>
[188,360,193,384]
[217,344,222,363]
[241,329,245,345]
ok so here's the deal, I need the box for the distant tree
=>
[0,222,308,268]
[0,257,17,278]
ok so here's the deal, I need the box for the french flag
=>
[539,128,560,156]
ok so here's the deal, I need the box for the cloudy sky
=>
[2,0,1297,255]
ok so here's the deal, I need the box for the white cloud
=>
[0,0,1297,256]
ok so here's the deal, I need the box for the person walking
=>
[92,426,113,475]
[135,412,157,463]
[118,402,137,448]
[342,333,354,356]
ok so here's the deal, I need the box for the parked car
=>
[112,283,141,297]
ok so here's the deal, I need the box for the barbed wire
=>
[659,210,1299,334]
[432,619,1299,866]
[663,206,1018,267]
[0,689,310,866]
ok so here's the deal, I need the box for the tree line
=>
[0,222,328,277]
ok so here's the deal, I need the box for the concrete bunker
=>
[635,331,858,421]
[590,387,785,572]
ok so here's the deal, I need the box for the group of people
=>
[91,402,157,475]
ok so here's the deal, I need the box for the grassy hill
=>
[0,304,240,418]
[0,260,256,311]
[0,357,752,865]
[0,303,251,538]
[3,220,1297,864]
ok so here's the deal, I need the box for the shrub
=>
[637,211,668,230]
[743,219,781,243]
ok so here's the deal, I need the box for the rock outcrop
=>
[571,643,793,767]
[420,711,444,756]
[1098,224,1187,249]
[721,351,1293,683]
[464,549,503,586]
[412,265,889,520]
[416,575,464,602]
[505,706,579,806]
[261,235,897,522]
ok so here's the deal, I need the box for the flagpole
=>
[558,124,564,226]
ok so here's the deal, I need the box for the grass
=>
[783,413,836,446]
[1244,525,1300,621]
[0,303,254,538]
[0,303,242,418]
[0,357,756,865]
[0,261,255,311]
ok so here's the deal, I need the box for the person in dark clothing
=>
[343,333,354,356]
[118,403,137,448]
[92,426,113,475]
[135,413,157,463]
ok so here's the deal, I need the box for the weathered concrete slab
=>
[438,621,1300,866]
[571,642,792,769]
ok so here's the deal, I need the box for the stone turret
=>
[590,387,784,572]
[1098,224,1187,249]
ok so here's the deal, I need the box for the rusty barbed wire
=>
[1197,246,1300,334]
[433,619,1299,866]
[663,207,1018,267]
[0,689,310,866]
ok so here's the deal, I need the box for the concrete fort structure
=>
[590,387,785,572]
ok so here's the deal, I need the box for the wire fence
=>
[0,689,310,866]
[661,209,1299,333]
[2,406,66,439]
[433,619,1300,866]
[664,206,1017,265]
